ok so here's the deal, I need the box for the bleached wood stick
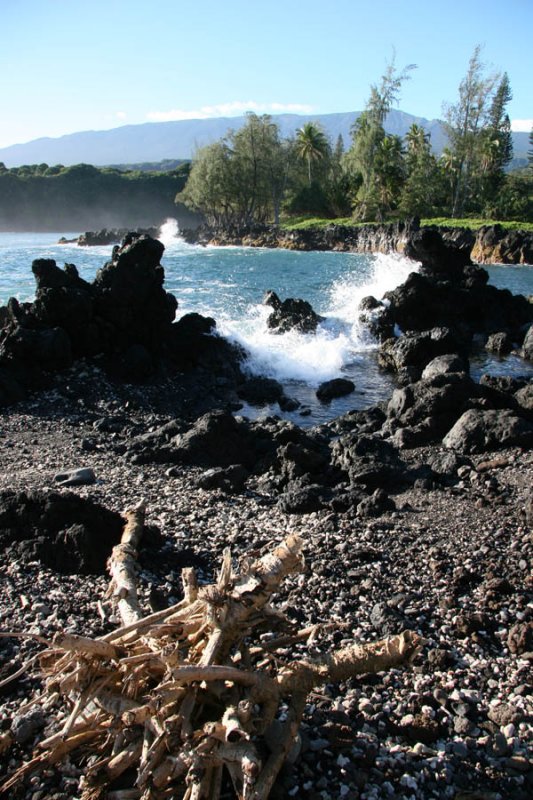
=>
[254,694,306,800]
[107,501,146,627]
[53,632,121,661]
[277,630,422,694]
[182,567,198,604]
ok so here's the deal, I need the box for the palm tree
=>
[405,123,429,157]
[295,122,329,185]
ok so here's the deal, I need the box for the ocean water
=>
[1,220,533,425]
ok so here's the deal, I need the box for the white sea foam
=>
[158,218,180,246]
[220,252,418,386]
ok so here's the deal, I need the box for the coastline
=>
[178,220,533,267]
[1,229,532,798]
[1,363,532,799]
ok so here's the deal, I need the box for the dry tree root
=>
[0,503,422,800]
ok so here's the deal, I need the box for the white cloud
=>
[147,101,315,122]
[511,119,533,132]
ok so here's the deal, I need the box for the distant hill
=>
[0,110,528,170]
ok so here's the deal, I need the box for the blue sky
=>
[1,0,531,148]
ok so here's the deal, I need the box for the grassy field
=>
[280,215,533,233]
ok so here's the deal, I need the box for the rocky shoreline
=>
[1,229,532,799]
[178,220,533,267]
[61,219,533,266]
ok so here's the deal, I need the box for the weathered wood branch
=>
[106,500,146,626]
[0,505,422,800]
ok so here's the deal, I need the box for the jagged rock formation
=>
[0,233,245,405]
[182,220,533,266]
[264,290,324,334]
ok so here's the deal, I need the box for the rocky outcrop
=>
[183,220,533,265]
[59,227,159,247]
[382,372,475,448]
[0,490,126,574]
[443,409,533,453]
[0,233,247,406]
[370,266,533,347]
[264,291,324,334]
[378,328,466,380]
[471,225,533,265]
[183,219,423,256]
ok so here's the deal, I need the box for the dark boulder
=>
[75,227,159,247]
[359,295,383,313]
[485,332,513,355]
[369,601,408,636]
[316,378,355,403]
[515,382,533,413]
[265,291,324,334]
[356,488,396,517]
[330,433,407,490]
[0,367,26,406]
[116,343,155,382]
[386,371,476,423]
[237,376,286,406]
[277,483,328,514]
[421,354,469,381]
[522,324,533,361]
[443,409,533,453]
[170,410,257,469]
[30,260,99,356]
[263,290,282,310]
[276,440,330,484]
[385,372,478,446]
[0,490,125,574]
[479,374,528,395]
[32,259,92,292]
[378,328,464,376]
[423,449,471,480]
[169,313,245,378]
[379,268,533,341]
[322,405,386,437]
[196,464,249,493]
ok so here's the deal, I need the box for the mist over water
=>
[1,224,533,424]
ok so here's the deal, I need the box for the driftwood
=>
[0,503,422,800]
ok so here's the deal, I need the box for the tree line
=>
[0,162,191,231]
[178,47,533,227]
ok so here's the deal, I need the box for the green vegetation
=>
[295,122,330,186]
[420,218,533,232]
[0,162,190,231]
[279,216,353,230]
[343,59,416,221]
[4,50,532,234]
[278,215,533,233]
[178,48,533,229]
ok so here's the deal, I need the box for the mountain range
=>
[0,110,529,169]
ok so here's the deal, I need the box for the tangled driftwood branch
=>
[0,503,421,800]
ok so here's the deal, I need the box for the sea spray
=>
[218,251,419,387]
[158,218,180,246]
[3,233,531,423]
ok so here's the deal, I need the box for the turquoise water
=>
[1,225,532,424]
